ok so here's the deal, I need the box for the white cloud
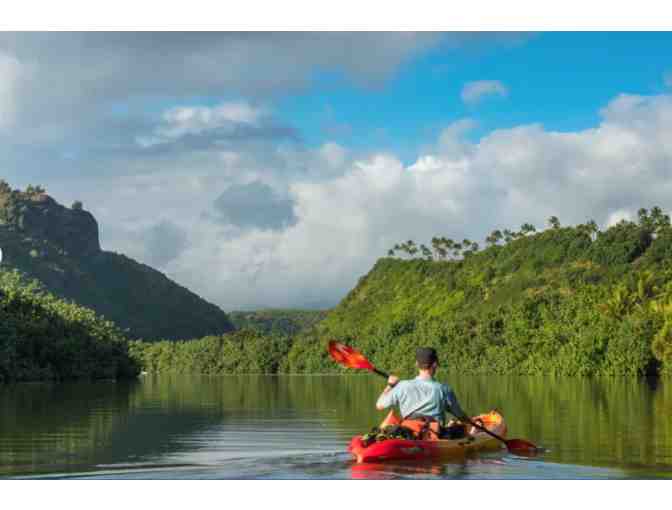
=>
[606,209,634,227]
[136,101,267,147]
[461,80,509,104]
[18,91,672,311]
[317,142,348,170]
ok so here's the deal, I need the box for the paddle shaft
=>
[372,368,389,379]
[370,368,509,446]
[449,411,508,444]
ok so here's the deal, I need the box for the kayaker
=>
[375,347,468,439]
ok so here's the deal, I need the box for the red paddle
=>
[328,340,540,455]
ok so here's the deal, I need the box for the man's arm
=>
[375,375,399,410]
[445,389,469,421]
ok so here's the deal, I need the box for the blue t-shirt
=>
[376,375,466,424]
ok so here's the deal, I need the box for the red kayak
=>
[348,410,507,463]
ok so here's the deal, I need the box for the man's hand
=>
[376,375,399,410]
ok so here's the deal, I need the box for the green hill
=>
[0,268,139,382]
[229,309,328,336]
[0,182,234,340]
[282,211,672,376]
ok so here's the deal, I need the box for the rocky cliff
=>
[0,190,100,257]
[0,182,235,340]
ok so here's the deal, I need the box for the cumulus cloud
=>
[461,80,509,104]
[33,91,672,310]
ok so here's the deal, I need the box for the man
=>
[375,347,468,439]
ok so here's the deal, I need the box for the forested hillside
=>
[281,209,672,376]
[0,181,235,340]
[0,269,139,382]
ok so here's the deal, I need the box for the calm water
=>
[1,374,672,479]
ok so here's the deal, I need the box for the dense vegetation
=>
[229,309,328,336]
[282,209,672,376]
[0,181,235,340]
[129,208,672,377]
[128,311,326,376]
[0,268,139,383]
[128,330,292,374]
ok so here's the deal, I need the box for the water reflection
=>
[1,374,672,478]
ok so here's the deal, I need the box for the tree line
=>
[387,208,670,261]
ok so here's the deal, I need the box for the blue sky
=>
[274,32,672,162]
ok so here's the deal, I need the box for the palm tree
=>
[636,270,659,302]
[586,219,599,240]
[407,240,418,257]
[398,242,411,257]
[547,216,560,229]
[637,208,649,226]
[503,229,513,243]
[431,236,440,257]
[443,238,455,259]
[650,206,670,232]
[520,223,536,235]
[486,230,503,247]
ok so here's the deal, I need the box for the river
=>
[1,374,671,479]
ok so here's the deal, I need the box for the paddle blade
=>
[328,341,375,371]
[505,438,540,456]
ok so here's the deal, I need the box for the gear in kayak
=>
[349,410,507,463]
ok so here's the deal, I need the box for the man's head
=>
[416,347,439,374]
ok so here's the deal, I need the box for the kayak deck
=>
[348,410,506,463]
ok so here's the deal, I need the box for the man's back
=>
[376,375,465,424]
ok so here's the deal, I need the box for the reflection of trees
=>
[0,380,138,475]
[2,375,671,476]
[444,374,672,470]
[125,374,672,471]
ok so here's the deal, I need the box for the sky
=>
[2,31,672,311]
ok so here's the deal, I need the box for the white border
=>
[1,480,671,508]
[1,0,672,30]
